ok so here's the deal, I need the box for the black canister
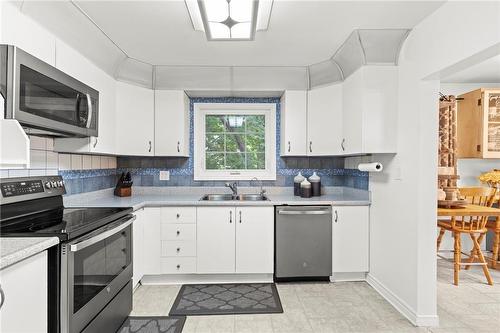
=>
[293,172,305,196]
[309,172,321,197]
[300,179,312,198]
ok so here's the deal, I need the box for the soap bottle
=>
[294,172,305,196]
[300,178,312,198]
[309,172,321,197]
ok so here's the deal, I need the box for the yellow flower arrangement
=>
[479,169,500,187]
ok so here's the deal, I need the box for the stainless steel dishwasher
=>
[275,206,332,281]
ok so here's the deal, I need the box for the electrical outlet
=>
[159,170,170,181]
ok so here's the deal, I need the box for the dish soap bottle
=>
[309,172,321,197]
[294,172,305,196]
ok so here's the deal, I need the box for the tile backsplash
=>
[0,136,118,195]
[117,97,369,190]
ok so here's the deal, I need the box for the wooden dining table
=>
[438,204,500,272]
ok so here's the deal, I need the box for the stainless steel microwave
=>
[0,45,98,137]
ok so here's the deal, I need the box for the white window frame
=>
[194,103,276,181]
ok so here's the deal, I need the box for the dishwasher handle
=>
[278,210,330,215]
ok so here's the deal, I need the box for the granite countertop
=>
[64,186,371,211]
[0,237,59,270]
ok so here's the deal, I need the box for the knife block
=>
[114,187,132,197]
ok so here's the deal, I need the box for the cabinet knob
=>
[148,141,152,152]
[176,247,181,253]
[176,230,180,236]
[309,141,312,153]
[239,211,242,223]
[288,141,291,153]
[334,210,338,223]
[176,264,181,269]
[177,141,180,153]
[176,213,180,218]
[93,138,98,148]
[341,138,345,152]
[229,211,232,223]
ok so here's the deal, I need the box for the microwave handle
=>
[69,215,135,252]
[85,93,93,129]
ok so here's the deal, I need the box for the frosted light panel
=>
[231,22,251,38]
[205,0,228,21]
[230,0,253,22]
[209,22,230,38]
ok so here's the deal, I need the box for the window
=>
[194,103,276,180]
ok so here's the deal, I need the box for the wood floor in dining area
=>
[130,261,499,333]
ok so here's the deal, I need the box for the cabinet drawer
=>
[161,257,196,274]
[161,207,196,224]
[161,224,196,240]
[161,241,196,257]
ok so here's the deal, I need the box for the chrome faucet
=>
[225,182,238,198]
[251,177,266,197]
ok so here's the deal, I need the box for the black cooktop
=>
[0,205,132,241]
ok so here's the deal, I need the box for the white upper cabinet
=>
[307,84,343,155]
[280,91,307,156]
[154,90,190,157]
[115,81,155,156]
[342,66,398,155]
[54,40,117,155]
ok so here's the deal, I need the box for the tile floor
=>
[130,260,500,333]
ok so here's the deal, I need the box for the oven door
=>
[8,46,98,137]
[61,214,134,333]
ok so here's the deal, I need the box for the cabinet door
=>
[197,207,235,273]
[0,251,48,333]
[53,40,117,154]
[342,69,363,154]
[307,84,343,155]
[235,207,274,273]
[280,91,307,156]
[115,82,154,156]
[332,206,369,272]
[154,90,190,157]
[483,90,500,158]
[142,208,162,275]
[132,208,145,288]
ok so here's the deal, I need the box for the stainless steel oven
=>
[61,214,134,333]
[0,44,98,137]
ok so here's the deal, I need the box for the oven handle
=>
[69,215,135,252]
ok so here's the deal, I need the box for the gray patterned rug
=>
[169,283,283,316]
[117,316,185,333]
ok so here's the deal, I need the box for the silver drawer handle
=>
[177,141,180,153]
[278,210,330,215]
[288,141,291,152]
[334,210,338,223]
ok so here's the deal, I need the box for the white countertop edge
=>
[0,237,59,270]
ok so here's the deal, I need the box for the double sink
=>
[200,194,269,201]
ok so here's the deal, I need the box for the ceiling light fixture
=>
[185,0,273,41]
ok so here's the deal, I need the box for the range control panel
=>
[0,176,66,204]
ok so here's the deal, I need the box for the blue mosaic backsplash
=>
[59,169,119,195]
[117,97,369,190]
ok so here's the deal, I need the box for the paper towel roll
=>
[358,162,383,172]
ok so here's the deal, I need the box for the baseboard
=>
[141,273,274,285]
[366,274,439,327]
[329,272,367,282]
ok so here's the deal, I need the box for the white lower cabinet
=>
[141,207,162,275]
[197,207,236,273]
[332,206,369,273]
[235,207,274,273]
[133,208,145,288]
[197,206,274,274]
[0,251,48,333]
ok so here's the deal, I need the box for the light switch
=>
[159,170,170,181]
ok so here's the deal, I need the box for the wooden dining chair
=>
[485,216,500,269]
[436,187,497,285]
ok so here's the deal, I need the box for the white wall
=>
[367,1,500,327]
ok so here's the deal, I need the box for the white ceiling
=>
[441,54,500,83]
[18,1,445,90]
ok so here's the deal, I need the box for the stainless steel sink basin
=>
[236,194,269,201]
[200,194,235,201]
[200,194,269,201]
